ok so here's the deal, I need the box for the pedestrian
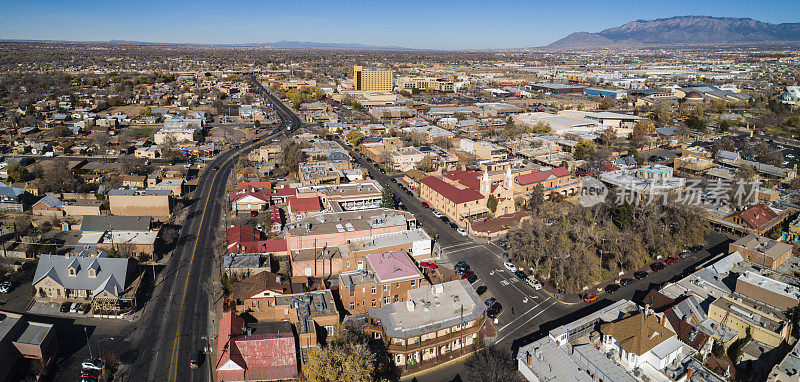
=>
[512,307,515,315]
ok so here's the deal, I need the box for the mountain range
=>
[545,16,800,49]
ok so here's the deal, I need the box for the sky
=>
[1,0,799,49]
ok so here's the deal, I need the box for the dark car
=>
[514,270,527,280]
[455,261,470,274]
[620,278,634,286]
[441,216,450,224]
[679,251,691,259]
[650,262,665,272]
[190,351,203,369]
[486,302,503,318]
[634,271,648,280]
[476,285,487,295]
[461,270,475,280]
[60,302,71,313]
[605,284,620,294]
[467,273,478,284]
[449,222,459,230]
[485,297,497,307]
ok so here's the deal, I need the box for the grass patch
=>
[130,127,158,139]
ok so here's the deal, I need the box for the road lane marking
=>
[166,134,275,382]
[498,300,544,332]
[496,300,558,344]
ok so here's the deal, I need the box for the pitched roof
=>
[228,239,288,255]
[227,226,262,247]
[728,202,779,230]
[640,289,676,313]
[515,166,570,185]
[33,194,64,209]
[288,196,322,213]
[231,187,271,203]
[33,253,131,298]
[420,176,484,204]
[216,311,298,380]
[231,272,297,301]
[599,312,675,356]
[664,296,710,351]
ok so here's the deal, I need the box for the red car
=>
[427,263,438,269]
[421,202,430,208]
[461,270,475,280]
[665,257,679,264]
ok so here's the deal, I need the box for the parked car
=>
[456,228,468,236]
[455,261,470,274]
[584,294,598,303]
[514,270,527,280]
[421,202,429,208]
[665,256,679,264]
[503,262,516,271]
[69,302,79,313]
[526,278,542,290]
[460,270,475,280]
[634,271,648,280]
[81,359,103,371]
[0,281,11,293]
[620,278,634,286]
[485,297,497,307]
[650,262,665,272]
[466,273,478,284]
[75,303,84,314]
[679,251,691,259]
[605,284,620,294]
[60,302,71,313]
[476,285,487,295]
[486,302,503,318]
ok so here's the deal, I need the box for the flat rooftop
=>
[348,228,431,253]
[737,271,800,300]
[368,279,485,338]
[15,322,52,345]
[366,251,422,283]
[286,208,414,237]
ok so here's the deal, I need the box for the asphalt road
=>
[123,80,300,382]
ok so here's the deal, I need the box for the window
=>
[383,296,390,304]
[349,302,355,310]
[325,325,335,336]
[371,286,377,294]
[383,285,388,292]
[371,299,376,307]
[411,280,416,287]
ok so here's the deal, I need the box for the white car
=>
[456,228,468,236]
[526,278,543,290]
[432,210,444,218]
[0,281,10,293]
[69,302,79,313]
[503,262,516,272]
[81,359,103,371]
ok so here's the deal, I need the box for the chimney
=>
[525,351,532,366]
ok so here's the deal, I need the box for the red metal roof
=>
[288,196,322,212]
[217,312,298,382]
[421,176,484,204]
[515,166,570,185]
[227,226,262,247]
[270,186,297,198]
[228,238,288,255]
[231,187,271,203]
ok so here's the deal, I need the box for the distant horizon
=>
[1,0,799,49]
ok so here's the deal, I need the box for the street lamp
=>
[84,327,93,359]
[97,337,115,382]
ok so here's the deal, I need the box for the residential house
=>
[31,195,65,217]
[108,188,171,219]
[513,166,580,198]
[231,272,301,313]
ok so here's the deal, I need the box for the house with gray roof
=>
[33,252,137,315]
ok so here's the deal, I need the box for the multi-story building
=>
[390,147,426,172]
[419,169,515,226]
[339,251,427,314]
[353,66,393,91]
[396,77,455,92]
[735,271,800,311]
[285,208,417,251]
[216,312,299,382]
[708,295,789,348]
[729,234,792,270]
[513,166,580,198]
[365,280,487,374]
[297,181,383,212]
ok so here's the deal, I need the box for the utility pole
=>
[84,327,93,359]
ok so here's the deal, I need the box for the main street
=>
[122,79,301,382]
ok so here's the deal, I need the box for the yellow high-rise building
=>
[353,65,393,91]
